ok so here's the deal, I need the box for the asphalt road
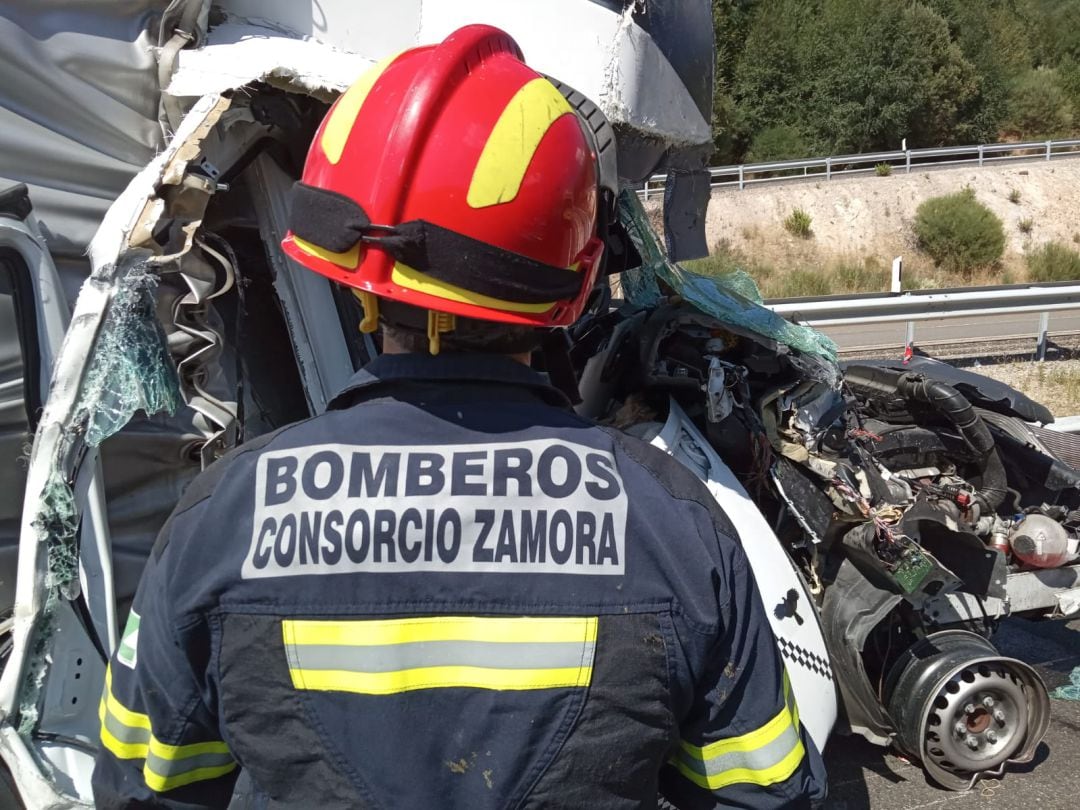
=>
[814,310,1080,355]
[823,616,1080,810]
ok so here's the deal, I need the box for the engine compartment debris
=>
[575,191,1073,790]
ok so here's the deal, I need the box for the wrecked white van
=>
[0,2,1074,807]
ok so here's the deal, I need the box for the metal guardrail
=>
[641,138,1080,200]
[769,283,1080,324]
[1048,415,1080,433]
[768,282,1080,359]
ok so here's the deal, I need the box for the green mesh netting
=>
[618,191,839,363]
[75,267,180,447]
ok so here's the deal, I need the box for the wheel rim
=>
[924,661,1029,774]
[886,629,1050,791]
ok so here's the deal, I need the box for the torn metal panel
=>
[209,0,712,150]
[1057,586,1080,616]
[0,95,237,807]
[90,94,231,265]
[214,0,423,59]
[168,21,376,98]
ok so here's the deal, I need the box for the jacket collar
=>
[328,352,571,410]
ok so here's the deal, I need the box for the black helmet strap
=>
[288,182,585,305]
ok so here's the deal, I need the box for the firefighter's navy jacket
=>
[92,352,827,809]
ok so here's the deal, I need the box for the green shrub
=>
[875,163,893,177]
[1008,188,1022,204]
[914,189,1006,274]
[784,208,813,238]
[1027,242,1080,282]
[1018,217,1035,234]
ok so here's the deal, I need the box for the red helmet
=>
[282,24,609,336]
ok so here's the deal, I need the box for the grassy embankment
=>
[686,211,1080,299]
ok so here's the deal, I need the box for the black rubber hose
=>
[975,446,1008,513]
[845,366,1006,512]
[895,374,995,457]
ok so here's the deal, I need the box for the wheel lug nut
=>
[987,730,998,743]
[982,696,995,708]
[993,709,1006,724]
[954,722,967,736]
[964,703,976,715]
[966,735,980,750]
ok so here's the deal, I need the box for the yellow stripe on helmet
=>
[290,235,361,270]
[321,53,403,165]
[390,260,556,314]
[466,77,574,209]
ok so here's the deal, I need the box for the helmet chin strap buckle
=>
[427,311,456,355]
[355,290,380,333]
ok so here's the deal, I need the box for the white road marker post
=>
[891,256,903,294]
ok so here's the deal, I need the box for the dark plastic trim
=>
[0,184,32,222]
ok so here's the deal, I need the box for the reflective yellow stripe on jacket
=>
[99,666,236,792]
[672,671,805,792]
[283,615,597,694]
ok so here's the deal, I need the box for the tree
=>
[710,0,1080,160]
[745,125,812,163]
[729,0,989,156]
[1029,0,1080,110]
[1006,68,1075,137]
[711,0,765,162]
[924,0,1033,141]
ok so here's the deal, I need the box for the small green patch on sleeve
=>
[117,610,141,670]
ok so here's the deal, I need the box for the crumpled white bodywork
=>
[0,95,236,809]
[183,0,712,148]
[0,4,717,804]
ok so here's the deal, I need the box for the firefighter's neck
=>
[381,332,531,365]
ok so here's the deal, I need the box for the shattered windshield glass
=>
[75,260,180,448]
[19,258,180,734]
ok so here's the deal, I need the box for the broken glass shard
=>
[618,191,839,363]
[75,264,180,447]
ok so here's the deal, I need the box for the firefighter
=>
[92,24,826,810]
